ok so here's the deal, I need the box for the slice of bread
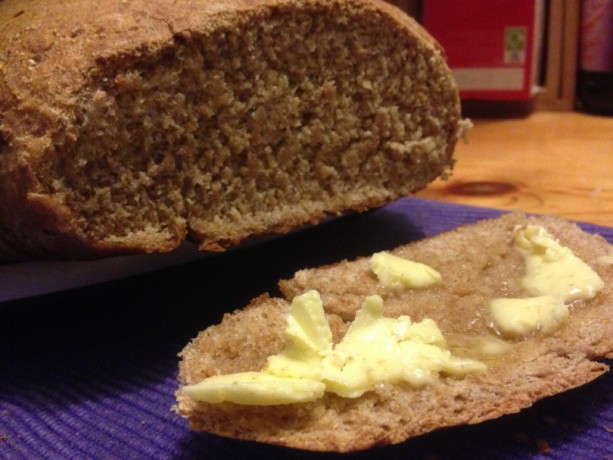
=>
[176,212,613,452]
[0,0,463,260]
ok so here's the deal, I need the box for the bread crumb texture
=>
[0,0,460,259]
[177,213,613,452]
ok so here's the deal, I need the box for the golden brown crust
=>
[0,0,460,260]
[176,213,613,452]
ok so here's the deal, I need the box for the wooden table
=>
[415,111,613,227]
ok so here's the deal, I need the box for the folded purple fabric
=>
[1,198,612,459]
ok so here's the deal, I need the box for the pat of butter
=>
[489,225,604,339]
[284,290,332,355]
[181,372,325,405]
[318,296,485,398]
[371,251,442,289]
[515,225,604,302]
[490,296,568,339]
[184,290,485,405]
[265,290,332,381]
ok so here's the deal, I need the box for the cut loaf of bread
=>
[176,213,613,452]
[0,0,463,260]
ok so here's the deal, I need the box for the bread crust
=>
[176,213,613,452]
[0,0,460,260]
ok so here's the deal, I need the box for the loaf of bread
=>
[0,0,464,260]
[176,212,613,452]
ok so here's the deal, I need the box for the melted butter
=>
[184,291,485,405]
[515,225,604,302]
[371,251,442,289]
[448,334,514,362]
[597,254,613,266]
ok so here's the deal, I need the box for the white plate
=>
[0,242,209,303]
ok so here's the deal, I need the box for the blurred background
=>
[387,0,613,117]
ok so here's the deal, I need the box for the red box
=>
[423,0,544,100]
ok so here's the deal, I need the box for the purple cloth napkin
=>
[1,197,612,459]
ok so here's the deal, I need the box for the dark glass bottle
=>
[577,0,613,115]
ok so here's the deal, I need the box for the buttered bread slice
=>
[176,213,613,452]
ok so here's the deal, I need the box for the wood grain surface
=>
[415,112,613,226]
